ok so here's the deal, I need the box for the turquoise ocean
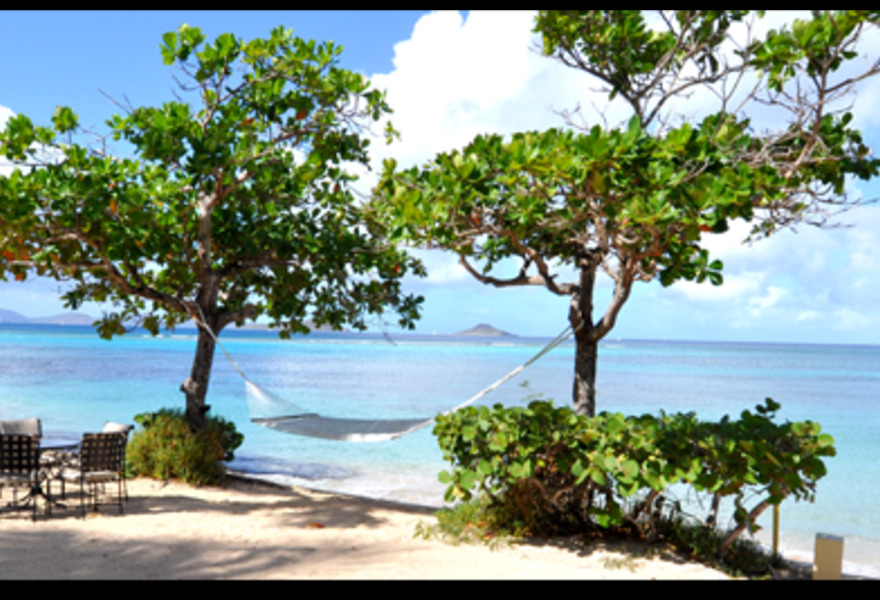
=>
[0,323,877,577]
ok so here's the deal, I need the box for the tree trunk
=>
[571,255,599,417]
[180,314,218,431]
[572,326,599,417]
[719,499,773,558]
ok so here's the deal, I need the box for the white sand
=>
[0,476,737,579]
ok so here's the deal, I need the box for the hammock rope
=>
[191,308,575,442]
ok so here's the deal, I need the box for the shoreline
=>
[2,474,872,580]
[0,475,739,580]
[213,474,880,581]
[232,466,880,581]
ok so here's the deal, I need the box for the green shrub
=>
[433,398,835,562]
[126,408,244,486]
[415,497,516,549]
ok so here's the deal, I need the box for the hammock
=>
[244,378,433,442]
[196,314,574,442]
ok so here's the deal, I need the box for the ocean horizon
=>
[0,322,877,578]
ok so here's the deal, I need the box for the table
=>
[38,437,81,513]
[41,438,80,452]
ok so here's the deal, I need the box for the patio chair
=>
[58,431,127,518]
[53,422,134,501]
[0,434,42,521]
[102,421,134,436]
[102,421,133,500]
[0,420,42,503]
[0,418,42,437]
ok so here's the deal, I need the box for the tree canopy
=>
[0,24,424,428]
[370,10,880,416]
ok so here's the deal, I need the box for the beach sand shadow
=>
[2,476,871,580]
[17,474,437,529]
[0,476,449,579]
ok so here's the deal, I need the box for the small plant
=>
[602,555,638,573]
[126,408,244,486]
[415,498,515,549]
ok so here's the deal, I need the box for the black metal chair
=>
[0,434,42,521]
[58,432,127,518]
[102,422,133,500]
[0,419,42,506]
[0,418,42,437]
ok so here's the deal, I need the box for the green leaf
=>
[51,106,79,133]
[161,31,178,65]
[620,458,640,479]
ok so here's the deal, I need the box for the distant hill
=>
[0,308,95,325]
[0,309,29,323]
[455,323,516,337]
[0,307,354,333]
[181,319,346,333]
[29,312,96,325]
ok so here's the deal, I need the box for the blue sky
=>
[2,10,880,345]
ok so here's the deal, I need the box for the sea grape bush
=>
[127,408,244,486]
[433,398,835,553]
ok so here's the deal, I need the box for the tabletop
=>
[39,437,81,451]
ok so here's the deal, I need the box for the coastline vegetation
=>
[422,396,834,578]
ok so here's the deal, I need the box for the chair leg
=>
[43,479,52,518]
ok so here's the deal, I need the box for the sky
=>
[2,10,880,345]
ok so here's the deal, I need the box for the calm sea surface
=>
[0,323,877,577]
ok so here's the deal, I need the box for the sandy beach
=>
[0,475,746,580]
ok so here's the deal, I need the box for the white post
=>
[813,533,844,580]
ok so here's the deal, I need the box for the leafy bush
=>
[126,408,244,486]
[433,398,835,559]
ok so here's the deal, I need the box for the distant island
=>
[233,320,346,333]
[455,323,516,337]
[0,308,346,333]
[0,308,95,326]
[1,309,511,338]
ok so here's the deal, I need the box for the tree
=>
[370,10,880,417]
[0,25,424,430]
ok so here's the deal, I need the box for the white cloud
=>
[845,217,880,275]
[0,103,66,177]
[674,269,765,303]
[748,285,789,314]
[795,309,821,322]
[366,10,606,173]
[408,248,470,285]
[387,11,534,112]
[833,306,874,331]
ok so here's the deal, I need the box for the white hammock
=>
[196,315,574,442]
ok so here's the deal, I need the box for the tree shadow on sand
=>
[0,476,441,579]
